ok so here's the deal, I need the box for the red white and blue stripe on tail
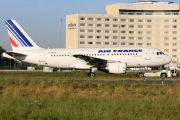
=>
[5,20,42,51]
[5,20,33,47]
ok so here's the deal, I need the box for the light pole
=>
[60,19,62,48]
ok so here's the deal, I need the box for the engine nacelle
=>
[108,62,127,74]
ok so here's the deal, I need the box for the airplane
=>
[2,20,172,77]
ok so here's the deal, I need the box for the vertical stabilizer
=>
[5,20,42,51]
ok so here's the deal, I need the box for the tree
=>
[0,46,6,69]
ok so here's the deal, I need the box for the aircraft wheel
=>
[138,73,144,78]
[88,72,95,77]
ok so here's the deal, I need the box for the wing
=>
[5,51,27,56]
[73,54,108,68]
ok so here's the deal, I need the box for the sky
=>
[0,0,180,51]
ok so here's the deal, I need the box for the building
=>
[66,1,180,67]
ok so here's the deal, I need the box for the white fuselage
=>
[13,47,171,69]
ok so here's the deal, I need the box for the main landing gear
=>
[88,68,97,77]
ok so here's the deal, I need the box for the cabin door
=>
[39,51,45,62]
[145,49,151,60]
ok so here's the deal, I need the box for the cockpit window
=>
[157,52,164,55]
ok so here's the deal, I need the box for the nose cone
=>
[166,56,172,64]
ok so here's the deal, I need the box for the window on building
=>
[113,42,117,45]
[173,25,177,28]
[138,31,143,34]
[138,43,143,45]
[80,41,85,44]
[172,61,177,64]
[121,37,125,39]
[105,24,110,27]
[129,25,134,28]
[113,36,118,39]
[113,24,118,27]
[164,43,169,46]
[80,35,85,38]
[97,30,101,33]
[96,42,101,45]
[121,31,126,33]
[97,24,102,27]
[121,19,126,22]
[88,18,93,21]
[105,18,110,21]
[80,17,85,20]
[121,42,126,45]
[173,13,179,15]
[80,23,85,26]
[105,30,110,33]
[129,31,134,34]
[129,19,134,22]
[138,25,143,28]
[164,37,169,40]
[80,29,85,32]
[164,25,169,28]
[88,24,93,27]
[172,37,177,40]
[146,12,153,15]
[173,19,177,22]
[88,36,93,39]
[104,42,109,45]
[164,49,169,52]
[147,20,152,22]
[172,49,177,52]
[138,37,143,40]
[113,30,118,33]
[172,55,177,58]
[88,42,93,45]
[172,31,177,34]
[105,36,109,39]
[129,43,134,45]
[88,30,93,33]
[96,36,101,39]
[172,43,177,46]
[147,43,151,46]
[113,19,118,21]
[138,19,143,22]
[146,25,151,28]
[147,37,151,40]
[146,31,151,34]
[164,31,169,34]
[137,13,143,15]
[121,25,126,28]
[164,20,169,22]
[165,13,171,15]
[129,37,134,40]
[97,18,101,21]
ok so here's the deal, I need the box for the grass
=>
[0,72,180,119]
